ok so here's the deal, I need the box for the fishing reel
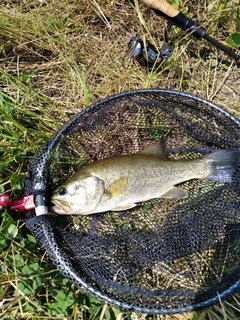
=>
[126,23,174,63]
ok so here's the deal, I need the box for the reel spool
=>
[126,35,173,62]
[25,89,240,315]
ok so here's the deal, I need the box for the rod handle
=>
[140,0,179,17]
[141,0,206,38]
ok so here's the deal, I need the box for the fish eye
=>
[58,187,67,196]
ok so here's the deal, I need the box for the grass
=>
[0,0,240,319]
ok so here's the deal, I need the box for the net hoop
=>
[25,89,240,315]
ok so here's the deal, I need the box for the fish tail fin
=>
[206,148,240,183]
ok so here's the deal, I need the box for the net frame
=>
[25,88,240,315]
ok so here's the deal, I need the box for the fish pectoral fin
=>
[107,176,129,198]
[161,187,188,199]
[111,203,137,211]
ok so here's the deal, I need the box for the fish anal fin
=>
[111,203,137,211]
[139,141,167,157]
[161,187,188,199]
[107,176,129,198]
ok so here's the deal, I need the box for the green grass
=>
[0,0,240,319]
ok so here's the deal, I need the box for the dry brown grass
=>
[1,0,239,118]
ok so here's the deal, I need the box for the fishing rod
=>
[127,0,240,64]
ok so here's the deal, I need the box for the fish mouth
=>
[49,197,71,214]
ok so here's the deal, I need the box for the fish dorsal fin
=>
[139,142,166,157]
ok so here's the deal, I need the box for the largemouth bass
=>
[50,144,240,215]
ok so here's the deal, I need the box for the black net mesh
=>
[25,89,240,314]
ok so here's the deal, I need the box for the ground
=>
[0,0,240,319]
